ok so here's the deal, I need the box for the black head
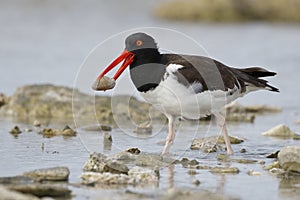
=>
[125,32,158,52]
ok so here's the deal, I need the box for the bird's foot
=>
[226,148,234,155]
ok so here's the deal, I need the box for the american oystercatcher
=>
[93,32,279,155]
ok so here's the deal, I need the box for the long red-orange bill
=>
[97,50,134,80]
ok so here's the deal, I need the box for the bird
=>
[94,32,279,155]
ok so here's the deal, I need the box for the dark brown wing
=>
[161,54,278,93]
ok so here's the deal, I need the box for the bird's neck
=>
[129,48,166,92]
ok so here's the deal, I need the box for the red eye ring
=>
[136,40,143,46]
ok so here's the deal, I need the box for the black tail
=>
[240,67,279,92]
[240,67,277,78]
[229,67,279,93]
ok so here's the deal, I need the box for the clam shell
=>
[92,76,116,91]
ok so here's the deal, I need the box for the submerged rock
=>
[81,166,158,186]
[0,176,33,185]
[40,125,76,138]
[163,188,238,200]
[83,152,129,174]
[33,120,41,127]
[191,135,243,152]
[262,124,299,139]
[226,102,281,114]
[225,113,255,123]
[9,125,22,135]
[23,167,70,181]
[210,167,240,174]
[61,125,77,136]
[217,154,257,164]
[266,150,280,158]
[180,158,199,168]
[126,147,141,155]
[263,161,280,171]
[8,184,71,198]
[247,170,262,176]
[278,146,300,173]
[0,185,39,200]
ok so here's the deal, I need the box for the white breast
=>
[141,64,243,119]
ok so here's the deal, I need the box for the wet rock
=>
[0,84,165,124]
[262,124,299,139]
[0,176,33,185]
[196,165,211,170]
[23,167,70,181]
[41,128,56,137]
[193,179,201,186]
[81,166,158,186]
[191,137,218,153]
[257,160,266,165]
[216,154,257,164]
[9,125,22,135]
[24,128,32,132]
[128,166,159,184]
[113,151,137,161]
[83,152,129,174]
[247,170,262,176]
[226,113,255,123]
[33,120,41,127]
[210,166,240,174]
[278,146,300,173]
[61,125,76,136]
[135,154,167,167]
[187,169,198,175]
[269,168,286,176]
[0,185,39,200]
[126,147,141,155]
[266,150,280,158]
[191,136,243,152]
[82,124,112,132]
[40,126,76,137]
[8,184,71,198]
[82,125,102,132]
[263,161,280,170]
[81,172,130,185]
[163,188,238,200]
[225,102,281,114]
[0,93,8,107]
[180,158,199,168]
[240,148,247,153]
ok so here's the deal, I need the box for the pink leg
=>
[162,115,175,155]
[213,112,233,155]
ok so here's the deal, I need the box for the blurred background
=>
[1,0,300,110]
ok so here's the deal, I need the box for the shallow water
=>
[1,112,300,200]
[1,0,300,199]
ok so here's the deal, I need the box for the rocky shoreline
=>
[154,0,300,23]
[0,84,281,126]
[1,144,300,199]
[1,84,300,199]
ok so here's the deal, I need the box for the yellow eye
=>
[136,40,143,46]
